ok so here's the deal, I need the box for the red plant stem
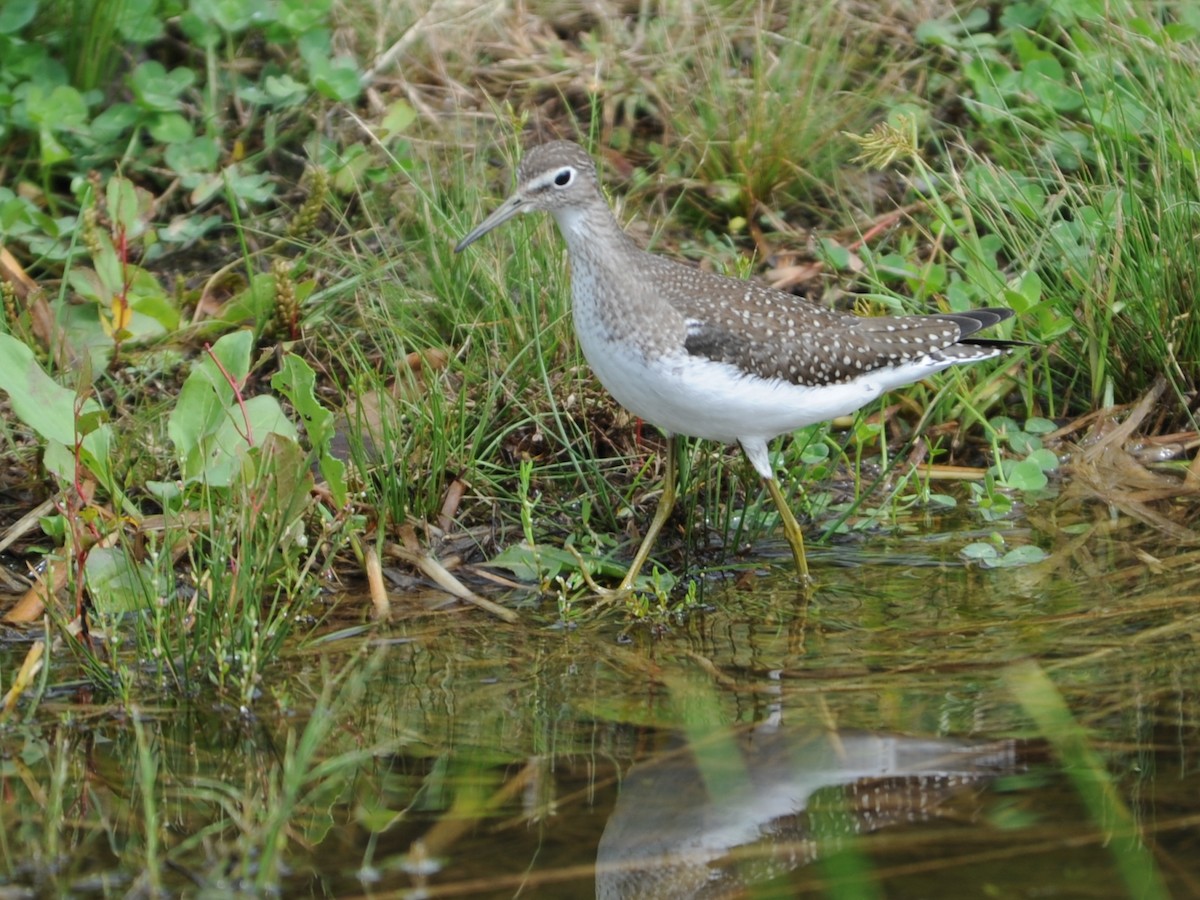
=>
[203,342,255,447]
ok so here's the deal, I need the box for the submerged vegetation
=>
[1,0,1199,894]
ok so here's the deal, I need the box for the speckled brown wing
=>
[662,264,1016,386]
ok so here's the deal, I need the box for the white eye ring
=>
[553,168,574,187]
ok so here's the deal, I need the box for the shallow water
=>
[2,510,1199,897]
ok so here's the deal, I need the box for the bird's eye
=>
[554,168,573,187]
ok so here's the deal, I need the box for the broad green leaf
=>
[1005,458,1048,491]
[130,292,181,332]
[1024,417,1058,434]
[115,0,164,42]
[128,61,195,112]
[168,330,253,465]
[310,58,361,102]
[167,331,299,487]
[487,543,605,583]
[89,103,140,142]
[380,100,417,137]
[164,135,220,175]
[1004,271,1042,313]
[0,0,37,34]
[28,84,89,129]
[999,2,1044,28]
[39,127,71,166]
[190,0,272,32]
[959,542,999,562]
[817,237,851,270]
[1026,448,1060,472]
[85,546,162,614]
[961,542,1047,569]
[993,545,1050,568]
[148,112,194,144]
[107,176,154,240]
[278,0,331,33]
[181,394,297,487]
[0,334,101,444]
[238,432,313,540]
[1007,430,1042,455]
[261,74,308,106]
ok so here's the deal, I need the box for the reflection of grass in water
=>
[1006,660,1169,900]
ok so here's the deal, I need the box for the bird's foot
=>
[566,546,637,602]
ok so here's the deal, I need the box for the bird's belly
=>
[580,339,884,444]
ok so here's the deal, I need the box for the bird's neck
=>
[549,197,683,357]
[550,202,640,266]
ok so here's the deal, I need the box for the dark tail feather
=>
[945,336,1032,361]
[958,338,1032,350]
[942,307,1015,338]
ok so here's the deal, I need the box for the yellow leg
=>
[616,436,679,594]
[763,475,811,585]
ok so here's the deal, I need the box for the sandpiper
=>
[456,141,1015,590]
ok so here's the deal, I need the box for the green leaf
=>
[190,0,273,32]
[1021,58,1082,112]
[488,543,630,584]
[54,303,113,371]
[29,84,89,129]
[262,74,308,106]
[5,43,62,84]
[989,414,1019,434]
[115,0,164,42]
[222,167,276,204]
[1007,430,1042,455]
[129,290,181,333]
[168,331,253,464]
[278,0,331,33]
[993,545,1050,568]
[798,441,829,465]
[915,7,990,47]
[960,542,999,562]
[168,332,305,487]
[164,135,220,175]
[129,61,194,112]
[1003,271,1042,313]
[89,103,140,143]
[229,402,301,479]
[961,541,1048,569]
[188,394,298,487]
[0,335,116,493]
[380,100,417,138]
[1005,458,1048,492]
[310,58,361,102]
[85,547,162,614]
[0,334,101,444]
[817,237,851,270]
[1025,448,1060,473]
[914,19,957,47]
[999,3,1044,28]
[0,0,37,34]
[107,176,155,240]
[160,213,223,245]
[272,354,347,506]
[38,128,69,166]
[148,112,194,144]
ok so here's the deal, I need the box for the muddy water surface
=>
[2,512,1198,898]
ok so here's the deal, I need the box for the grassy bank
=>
[1,0,1197,686]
